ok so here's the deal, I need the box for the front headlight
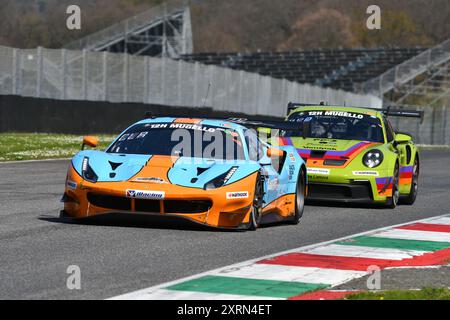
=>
[362,149,384,168]
[82,157,98,182]
[204,166,238,190]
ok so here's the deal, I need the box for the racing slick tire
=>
[248,173,264,231]
[386,162,400,209]
[400,156,419,205]
[287,168,306,225]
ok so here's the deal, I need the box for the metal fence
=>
[0,46,381,117]
[391,105,450,146]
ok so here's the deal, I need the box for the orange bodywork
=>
[262,194,296,218]
[63,156,295,229]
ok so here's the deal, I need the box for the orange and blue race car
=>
[61,116,307,230]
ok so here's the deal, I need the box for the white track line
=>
[128,289,284,300]
[214,264,367,285]
[425,217,450,225]
[372,229,450,242]
[109,213,450,300]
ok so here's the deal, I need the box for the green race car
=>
[277,103,423,208]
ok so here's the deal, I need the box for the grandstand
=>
[180,48,425,92]
[60,0,448,110]
[65,0,193,58]
[361,39,450,109]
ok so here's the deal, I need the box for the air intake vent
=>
[87,193,131,210]
[323,159,347,166]
[164,200,212,214]
[135,199,161,213]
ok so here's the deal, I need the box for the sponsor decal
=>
[226,191,249,199]
[353,171,379,176]
[169,123,217,132]
[66,180,77,190]
[307,168,330,175]
[288,153,296,162]
[288,164,295,180]
[132,177,168,184]
[310,175,329,180]
[305,145,338,151]
[126,189,165,200]
[302,110,364,119]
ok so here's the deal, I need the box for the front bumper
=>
[307,182,375,203]
[306,168,393,203]
[63,165,257,229]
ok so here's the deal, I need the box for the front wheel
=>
[248,174,264,230]
[400,157,419,205]
[287,168,306,225]
[386,162,400,209]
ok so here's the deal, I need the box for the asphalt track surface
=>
[0,150,449,299]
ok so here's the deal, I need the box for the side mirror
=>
[82,136,99,150]
[394,133,412,144]
[267,148,284,158]
[393,133,411,148]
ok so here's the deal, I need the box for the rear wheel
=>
[400,157,419,205]
[248,174,264,230]
[287,168,306,225]
[386,162,400,209]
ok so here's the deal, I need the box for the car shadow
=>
[306,200,387,210]
[39,213,244,232]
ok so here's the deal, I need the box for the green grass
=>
[346,288,450,300]
[0,133,116,161]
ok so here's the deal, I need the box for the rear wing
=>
[143,112,301,131]
[286,102,424,122]
[226,118,302,131]
[380,108,424,120]
[287,101,327,114]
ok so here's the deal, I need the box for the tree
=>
[352,9,432,48]
[277,8,357,50]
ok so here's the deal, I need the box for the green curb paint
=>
[166,275,328,298]
[337,236,450,252]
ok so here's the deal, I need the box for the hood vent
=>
[108,161,123,171]
[196,167,209,176]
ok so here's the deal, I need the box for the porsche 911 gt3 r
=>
[278,104,422,208]
[61,117,307,230]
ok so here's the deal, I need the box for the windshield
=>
[107,123,246,160]
[284,110,384,143]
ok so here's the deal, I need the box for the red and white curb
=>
[109,214,450,300]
